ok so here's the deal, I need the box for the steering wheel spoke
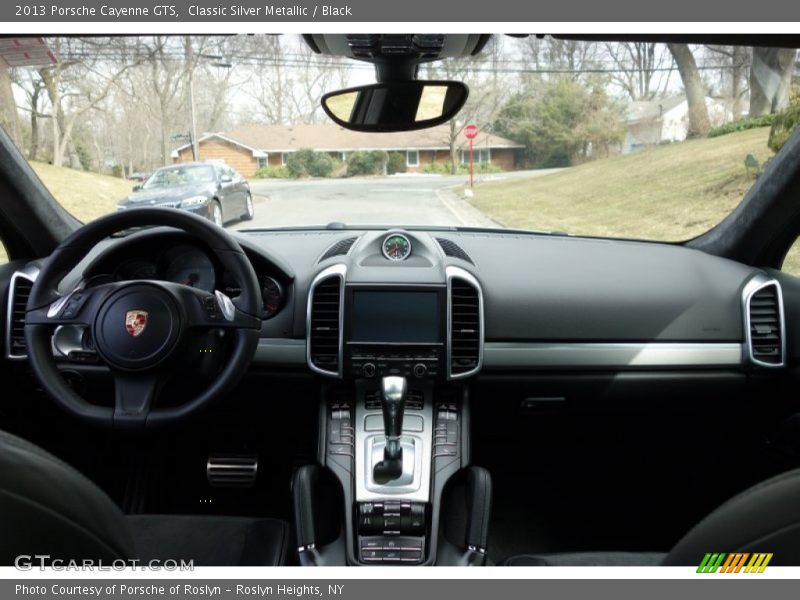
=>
[113,370,164,429]
[172,284,262,330]
[26,284,115,327]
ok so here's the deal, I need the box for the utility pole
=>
[185,36,199,161]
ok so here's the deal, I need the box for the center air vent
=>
[6,271,36,360]
[319,236,358,262]
[307,266,345,377]
[447,268,483,379]
[746,279,784,367]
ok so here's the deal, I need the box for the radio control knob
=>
[362,362,377,378]
[413,363,427,378]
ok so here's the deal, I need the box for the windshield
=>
[142,165,216,189]
[4,35,799,240]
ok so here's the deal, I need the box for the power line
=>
[46,50,755,75]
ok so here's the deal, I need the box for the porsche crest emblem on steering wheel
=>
[125,310,148,337]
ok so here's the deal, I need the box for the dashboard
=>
[4,224,795,375]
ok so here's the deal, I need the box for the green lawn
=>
[468,126,800,274]
[29,161,133,223]
[469,127,772,242]
[0,162,131,263]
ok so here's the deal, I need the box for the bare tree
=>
[0,68,22,147]
[246,36,351,125]
[519,36,600,81]
[704,45,751,117]
[37,37,140,167]
[605,42,673,100]
[749,47,796,116]
[138,36,192,165]
[11,68,48,160]
[421,37,510,174]
[667,43,711,137]
[192,36,247,132]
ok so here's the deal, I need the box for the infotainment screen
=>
[350,291,440,344]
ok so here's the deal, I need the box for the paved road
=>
[230,169,561,230]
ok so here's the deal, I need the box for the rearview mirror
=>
[321,80,469,133]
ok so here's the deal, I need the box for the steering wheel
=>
[24,208,263,430]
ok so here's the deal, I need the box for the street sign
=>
[465,125,478,188]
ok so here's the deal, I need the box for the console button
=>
[410,505,425,529]
[362,362,377,378]
[329,445,353,457]
[400,550,422,562]
[383,515,401,530]
[382,538,401,550]
[382,550,402,562]
[362,549,382,562]
[413,363,427,378]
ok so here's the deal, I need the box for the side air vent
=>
[745,278,785,367]
[307,266,345,377]
[319,236,358,262]
[436,238,473,264]
[6,271,36,360]
[447,267,483,379]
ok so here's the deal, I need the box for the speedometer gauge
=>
[382,233,412,261]
[163,246,216,292]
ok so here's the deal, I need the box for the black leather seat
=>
[0,430,289,566]
[506,468,800,566]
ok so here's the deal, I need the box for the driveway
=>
[231,169,561,230]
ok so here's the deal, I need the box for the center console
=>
[296,233,489,566]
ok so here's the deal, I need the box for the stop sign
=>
[465,124,479,140]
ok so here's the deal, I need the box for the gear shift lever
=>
[373,376,406,483]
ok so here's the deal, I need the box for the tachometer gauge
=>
[261,276,284,318]
[382,233,412,261]
[115,259,157,281]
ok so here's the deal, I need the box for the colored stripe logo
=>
[697,553,773,573]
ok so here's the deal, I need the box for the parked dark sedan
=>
[117,162,254,226]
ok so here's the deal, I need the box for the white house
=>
[621,95,733,154]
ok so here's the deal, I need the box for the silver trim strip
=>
[446,266,485,380]
[483,342,743,369]
[52,325,89,358]
[5,265,40,360]
[254,338,307,366]
[306,263,346,378]
[251,339,746,370]
[47,290,75,318]
[742,274,786,368]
